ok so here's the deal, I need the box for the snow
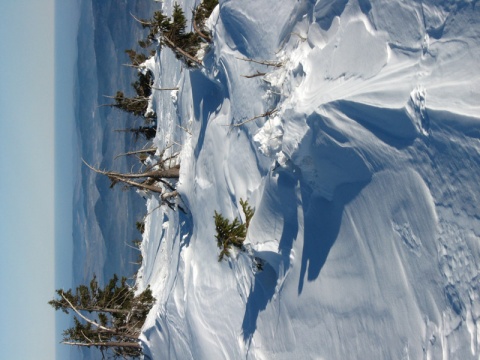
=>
[135,0,480,358]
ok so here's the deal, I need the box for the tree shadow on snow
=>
[190,70,225,158]
[241,261,278,342]
[241,173,368,339]
[298,180,369,294]
[277,171,300,271]
[241,170,299,342]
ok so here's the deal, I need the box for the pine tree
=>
[111,91,150,118]
[168,3,201,65]
[170,3,187,41]
[49,275,155,359]
[136,220,145,234]
[134,3,202,67]
[214,199,254,261]
[116,126,157,141]
[109,54,155,119]
[132,70,153,99]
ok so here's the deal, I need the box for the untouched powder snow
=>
[136,0,480,358]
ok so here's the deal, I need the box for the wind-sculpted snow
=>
[137,0,480,358]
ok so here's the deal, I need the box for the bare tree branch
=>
[114,147,157,161]
[130,12,152,26]
[122,63,146,69]
[83,160,179,180]
[177,124,192,135]
[151,86,179,91]
[192,7,211,42]
[162,190,178,200]
[236,57,283,68]
[241,71,267,79]
[60,292,113,333]
[62,341,141,349]
[162,34,203,66]
[291,32,307,41]
[229,108,279,127]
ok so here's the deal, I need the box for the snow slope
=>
[137,0,480,358]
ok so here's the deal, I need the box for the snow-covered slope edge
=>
[138,0,480,358]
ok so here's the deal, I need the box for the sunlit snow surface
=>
[137,0,480,358]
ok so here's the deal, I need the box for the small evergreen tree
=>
[166,3,201,65]
[135,3,202,67]
[112,91,150,118]
[49,275,155,359]
[116,126,157,141]
[136,220,145,234]
[132,70,153,99]
[214,199,254,261]
[108,65,154,118]
[170,3,187,40]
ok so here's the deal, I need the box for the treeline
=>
[50,1,218,359]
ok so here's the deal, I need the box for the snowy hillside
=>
[136,0,480,358]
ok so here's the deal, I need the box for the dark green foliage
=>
[160,3,201,66]
[145,10,171,40]
[49,274,154,322]
[150,10,171,35]
[49,275,155,359]
[136,220,145,234]
[171,3,187,38]
[125,49,147,67]
[194,0,218,34]
[111,67,154,118]
[116,126,157,141]
[140,3,203,67]
[113,91,148,117]
[138,39,152,49]
[132,70,153,99]
[170,3,201,64]
[214,199,255,261]
[240,198,254,229]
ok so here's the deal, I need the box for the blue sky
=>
[0,0,78,358]
[55,0,79,358]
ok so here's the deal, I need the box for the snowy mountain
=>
[75,0,480,358]
[73,0,156,284]
[71,1,156,358]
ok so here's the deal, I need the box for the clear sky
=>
[0,0,56,359]
[0,0,78,359]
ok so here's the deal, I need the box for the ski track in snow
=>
[134,0,480,358]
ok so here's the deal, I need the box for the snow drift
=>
[136,0,480,358]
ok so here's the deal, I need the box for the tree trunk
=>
[60,293,114,333]
[192,10,211,42]
[107,167,179,180]
[74,306,128,314]
[83,160,180,195]
[163,35,202,66]
[109,176,164,194]
[114,147,157,160]
[62,341,141,349]
[83,160,179,180]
